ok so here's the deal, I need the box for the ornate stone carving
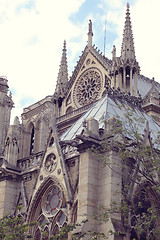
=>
[105,75,142,107]
[73,68,102,107]
[44,153,57,173]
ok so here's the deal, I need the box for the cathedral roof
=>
[60,94,160,146]
[137,75,160,98]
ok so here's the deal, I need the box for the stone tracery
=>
[74,69,102,106]
[44,153,57,173]
[31,184,67,240]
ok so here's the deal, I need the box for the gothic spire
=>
[121,3,136,61]
[55,40,68,93]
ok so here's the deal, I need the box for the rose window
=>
[74,69,102,106]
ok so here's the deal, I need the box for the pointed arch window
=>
[30,126,35,154]
[31,184,68,239]
[49,137,54,147]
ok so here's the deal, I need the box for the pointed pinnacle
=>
[55,41,68,93]
[121,3,136,61]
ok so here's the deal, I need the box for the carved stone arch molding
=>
[130,182,160,240]
[27,176,68,239]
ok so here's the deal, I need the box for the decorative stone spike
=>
[121,3,136,61]
[55,41,68,94]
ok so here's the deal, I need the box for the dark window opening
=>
[49,137,54,147]
[30,127,35,154]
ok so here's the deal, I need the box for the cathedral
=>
[0,3,160,240]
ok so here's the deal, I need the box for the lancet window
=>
[30,126,35,154]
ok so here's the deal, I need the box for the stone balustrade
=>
[57,102,93,123]
[17,152,43,171]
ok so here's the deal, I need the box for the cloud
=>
[131,0,160,80]
[0,0,86,123]
[98,0,160,83]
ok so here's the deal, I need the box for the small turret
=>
[0,77,14,156]
[4,116,20,166]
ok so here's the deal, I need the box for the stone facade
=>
[0,4,160,240]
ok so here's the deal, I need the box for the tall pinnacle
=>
[121,3,136,61]
[55,40,68,93]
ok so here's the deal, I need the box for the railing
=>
[17,152,44,171]
[143,98,159,106]
[62,145,78,157]
[57,102,94,123]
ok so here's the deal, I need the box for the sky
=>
[0,0,160,123]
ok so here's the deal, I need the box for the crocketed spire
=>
[121,3,136,61]
[55,40,68,93]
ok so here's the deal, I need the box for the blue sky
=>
[0,0,159,122]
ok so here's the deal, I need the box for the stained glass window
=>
[34,184,67,239]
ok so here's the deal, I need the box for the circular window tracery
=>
[43,186,63,216]
[44,153,57,173]
[73,68,103,107]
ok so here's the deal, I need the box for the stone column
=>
[114,73,116,89]
[123,68,126,92]
[77,149,99,239]
[134,71,138,96]
[130,68,133,95]
[116,73,119,89]
[119,72,122,90]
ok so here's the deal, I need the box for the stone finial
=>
[13,116,20,126]
[87,19,93,48]
[112,45,116,60]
